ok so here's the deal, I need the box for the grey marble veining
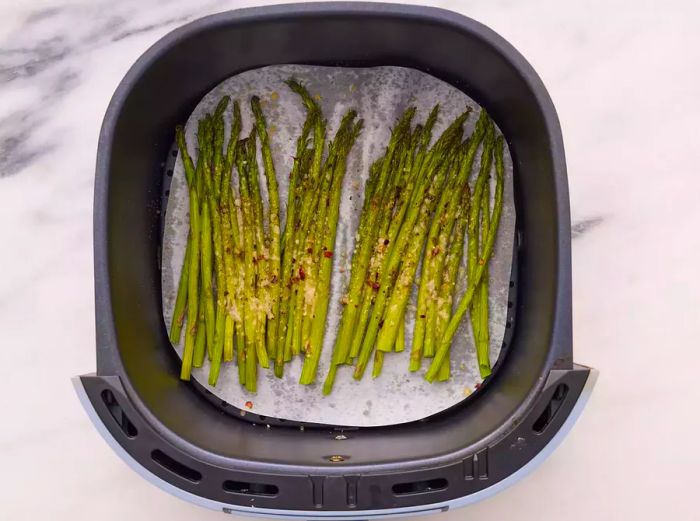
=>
[1,1,699,520]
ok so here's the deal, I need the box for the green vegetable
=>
[425,134,504,383]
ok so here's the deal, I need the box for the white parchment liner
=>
[162,65,515,427]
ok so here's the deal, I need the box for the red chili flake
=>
[383,239,390,246]
[323,251,333,258]
[245,401,254,409]
[299,267,306,280]
[307,247,313,254]
[372,282,380,291]
[478,258,485,265]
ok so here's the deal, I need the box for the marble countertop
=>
[1,1,697,520]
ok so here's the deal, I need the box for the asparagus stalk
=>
[284,79,326,364]
[169,124,199,344]
[414,183,471,372]
[353,111,470,379]
[194,196,214,367]
[200,111,228,366]
[474,177,492,378]
[277,147,315,375]
[421,113,489,359]
[236,140,261,393]
[231,186,248,387]
[344,111,422,360]
[236,322,246,386]
[211,96,230,199]
[322,111,418,393]
[429,122,493,379]
[425,134,504,382]
[395,310,405,352]
[209,102,242,385]
[245,332,258,393]
[300,111,358,346]
[342,146,419,370]
[165,126,195,344]
[180,182,201,381]
[275,113,316,371]
[245,132,270,369]
[299,115,362,385]
[175,126,203,381]
[251,96,282,361]
[372,350,384,378]
[193,283,207,367]
[168,238,190,344]
[464,122,495,378]
[374,144,466,354]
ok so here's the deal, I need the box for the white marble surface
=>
[1,1,698,520]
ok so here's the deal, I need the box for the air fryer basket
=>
[75,3,596,518]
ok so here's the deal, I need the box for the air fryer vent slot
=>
[392,478,448,496]
[101,389,137,438]
[533,383,569,434]
[151,450,202,483]
[223,480,279,497]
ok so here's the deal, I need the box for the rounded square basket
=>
[75,3,596,518]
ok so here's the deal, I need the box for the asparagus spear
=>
[236,322,246,386]
[277,146,315,374]
[169,238,190,344]
[175,126,203,381]
[424,114,489,359]
[209,102,242,385]
[429,123,493,379]
[322,111,418,393]
[180,181,201,381]
[414,182,471,373]
[200,110,229,366]
[251,96,282,361]
[236,140,261,393]
[245,132,270,369]
[197,118,217,362]
[464,122,496,378]
[375,144,467,354]
[342,111,423,361]
[474,176,492,378]
[300,111,358,345]
[221,101,242,364]
[211,96,230,199]
[353,111,470,379]
[284,79,326,363]
[245,332,258,393]
[372,350,384,378]
[227,162,248,387]
[194,195,214,367]
[299,114,362,385]
[169,124,199,344]
[395,309,405,352]
[425,134,504,382]
[340,130,421,372]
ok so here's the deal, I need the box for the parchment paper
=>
[161,65,515,427]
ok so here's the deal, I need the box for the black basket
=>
[75,3,596,517]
